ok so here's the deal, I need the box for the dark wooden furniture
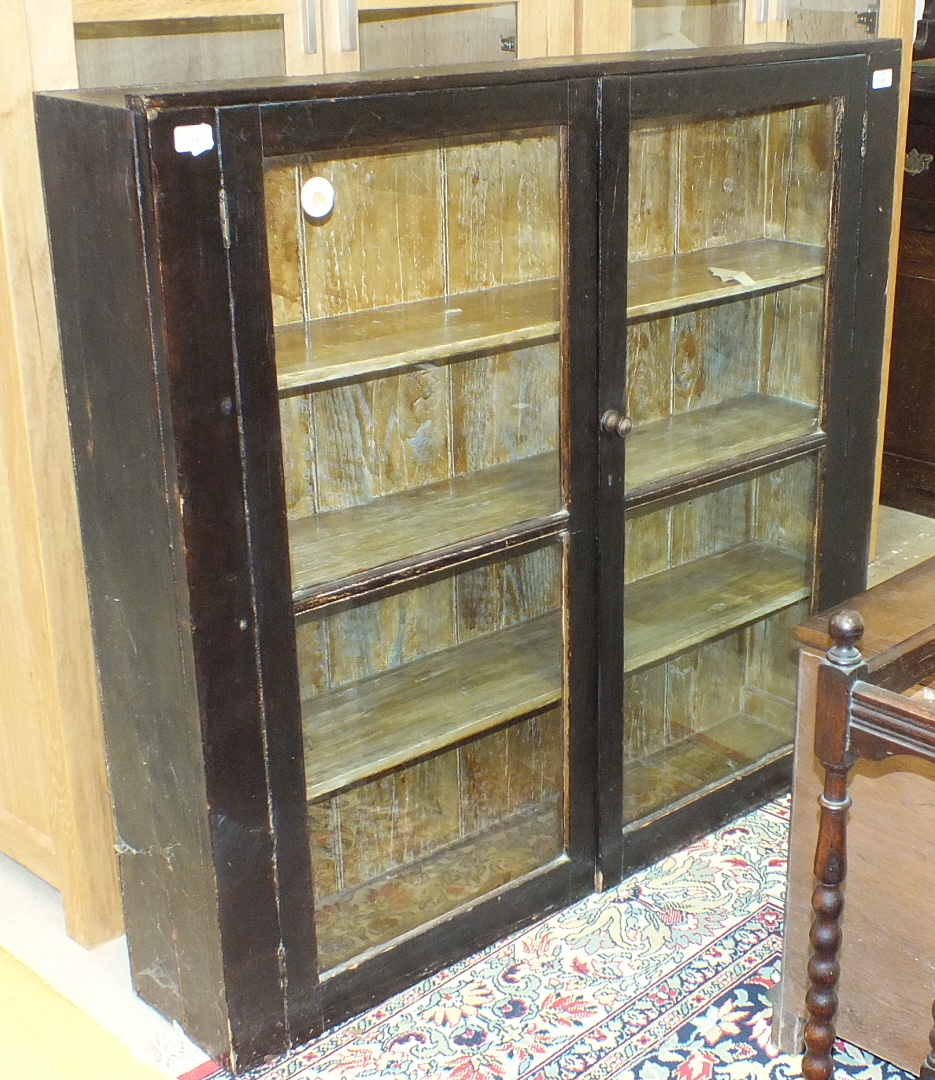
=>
[803,609,935,1080]
[881,66,935,516]
[775,557,935,1072]
[35,41,899,1073]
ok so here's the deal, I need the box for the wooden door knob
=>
[600,410,632,438]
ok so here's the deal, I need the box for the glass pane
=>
[264,129,564,599]
[784,0,879,43]
[359,4,518,71]
[300,540,567,970]
[632,0,744,51]
[264,126,567,969]
[623,455,818,825]
[626,103,835,499]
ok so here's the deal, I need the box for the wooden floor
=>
[0,947,169,1080]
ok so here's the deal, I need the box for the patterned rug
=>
[183,798,913,1080]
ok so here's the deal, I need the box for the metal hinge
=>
[856,7,878,34]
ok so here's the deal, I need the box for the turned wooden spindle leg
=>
[802,610,865,1080]
[920,1001,935,1080]
[802,770,850,1080]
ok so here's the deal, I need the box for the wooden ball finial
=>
[827,609,864,666]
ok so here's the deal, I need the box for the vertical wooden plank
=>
[754,455,818,558]
[628,122,679,262]
[626,317,673,424]
[444,130,561,294]
[326,575,456,686]
[450,343,560,474]
[764,107,793,241]
[294,610,331,695]
[460,727,512,833]
[302,143,445,318]
[499,542,562,626]
[671,477,753,565]
[312,365,450,512]
[455,543,561,640]
[278,392,316,520]
[693,296,761,407]
[370,367,451,495]
[672,298,761,416]
[311,381,375,511]
[573,0,630,54]
[760,281,826,407]
[307,797,341,900]
[744,599,810,714]
[623,665,668,761]
[624,504,671,583]
[507,706,564,811]
[392,753,462,864]
[667,633,745,738]
[784,103,835,247]
[677,114,766,252]
[334,774,400,890]
[671,307,705,414]
[263,162,304,326]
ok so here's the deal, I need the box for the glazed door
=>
[597,56,877,881]
[217,79,600,1021]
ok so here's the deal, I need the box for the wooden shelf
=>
[626,394,820,497]
[289,450,561,597]
[302,610,563,800]
[315,801,563,971]
[627,239,825,321]
[276,278,559,392]
[623,711,792,824]
[625,541,809,674]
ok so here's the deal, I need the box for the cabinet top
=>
[37,39,900,114]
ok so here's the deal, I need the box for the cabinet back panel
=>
[623,604,802,823]
[298,542,561,691]
[264,130,560,325]
[628,103,835,262]
[625,283,826,428]
[622,455,817,825]
[298,541,566,954]
[279,342,559,523]
[625,455,818,585]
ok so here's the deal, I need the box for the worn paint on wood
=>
[444,130,561,294]
[450,343,560,475]
[274,279,559,392]
[625,395,820,495]
[263,161,304,326]
[302,143,446,319]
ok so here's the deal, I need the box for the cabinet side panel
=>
[35,96,229,1055]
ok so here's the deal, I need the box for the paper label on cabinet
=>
[871,69,893,90]
[173,124,215,157]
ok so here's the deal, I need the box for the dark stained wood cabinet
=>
[35,40,899,1073]
[881,68,935,516]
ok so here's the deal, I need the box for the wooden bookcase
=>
[36,41,899,1072]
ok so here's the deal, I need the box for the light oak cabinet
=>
[36,41,898,1072]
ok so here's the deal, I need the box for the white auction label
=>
[301,176,336,219]
[173,123,215,157]
[871,68,893,90]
